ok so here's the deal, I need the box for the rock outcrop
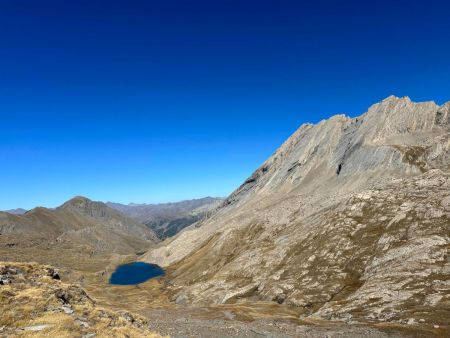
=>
[142,96,450,329]
[0,262,162,337]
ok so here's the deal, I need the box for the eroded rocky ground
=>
[156,170,449,336]
[141,306,425,338]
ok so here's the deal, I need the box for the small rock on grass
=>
[20,324,52,331]
[82,333,96,338]
[62,305,74,314]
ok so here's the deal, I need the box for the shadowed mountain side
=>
[107,197,223,239]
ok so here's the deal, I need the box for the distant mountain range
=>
[107,197,223,239]
[4,208,27,215]
[1,196,223,244]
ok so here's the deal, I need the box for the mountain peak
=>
[60,196,96,209]
[58,196,113,217]
[382,95,411,102]
[67,195,92,203]
[375,95,440,109]
[55,195,160,242]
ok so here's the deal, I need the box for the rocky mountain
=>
[142,96,450,328]
[0,196,159,254]
[107,197,223,239]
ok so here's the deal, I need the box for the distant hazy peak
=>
[108,196,223,208]
[3,208,27,215]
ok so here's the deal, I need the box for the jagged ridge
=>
[142,96,450,329]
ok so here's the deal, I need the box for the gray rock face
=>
[142,96,450,326]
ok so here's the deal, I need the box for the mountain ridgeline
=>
[142,96,450,326]
[107,197,223,239]
[0,196,158,255]
[1,96,448,332]
[3,208,27,215]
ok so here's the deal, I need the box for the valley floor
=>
[140,306,434,338]
[0,236,446,337]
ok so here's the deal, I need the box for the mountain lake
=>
[109,262,165,285]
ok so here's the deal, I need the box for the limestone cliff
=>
[143,96,450,328]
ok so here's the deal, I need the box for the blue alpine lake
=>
[109,262,165,285]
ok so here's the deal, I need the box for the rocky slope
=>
[0,196,159,255]
[143,96,450,330]
[0,262,162,337]
[0,263,420,338]
[107,197,223,239]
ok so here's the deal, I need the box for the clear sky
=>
[1,0,450,210]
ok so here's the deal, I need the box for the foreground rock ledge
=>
[0,262,162,338]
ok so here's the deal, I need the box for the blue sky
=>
[1,0,450,210]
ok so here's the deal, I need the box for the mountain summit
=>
[0,196,158,254]
[142,96,450,326]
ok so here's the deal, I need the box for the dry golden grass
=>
[0,262,164,338]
